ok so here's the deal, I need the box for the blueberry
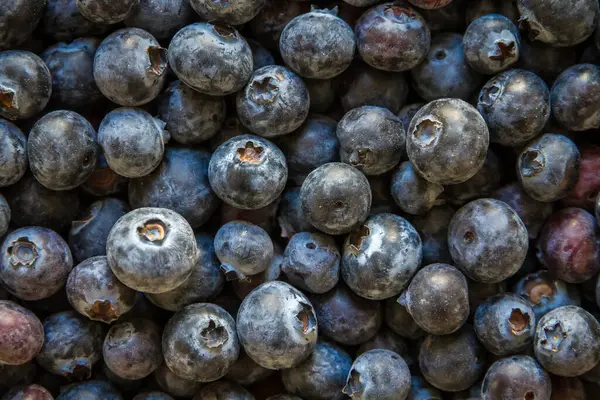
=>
[40,38,103,110]
[1,384,53,400]
[408,376,443,400]
[226,349,274,386]
[309,283,381,346]
[55,381,122,400]
[125,0,193,40]
[280,7,355,79]
[384,295,425,340]
[468,279,506,318]
[481,355,551,400]
[193,381,254,400]
[282,231,340,294]
[250,1,309,50]
[36,311,104,380]
[412,33,482,101]
[408,0,454,8]
[355,3,430,72]
[410,205,455,265]
[534,306,600,377]
[0,0,46,49]
[153,362,200,398]
[407,98,489,185]
[0,119,27,187]
[564,145,600,209]
[189,0,266,25]
[397,103,424,133]
[550,376,587,400]
[391,161,444,215]
[0,50,52,120]
[146,233,224,311]
[247,39,275,72]
[419,326,487,392]
[236,66,310,137]
[448,198,529,283]
[168,22,253,96]
[465,0,519,24]
[81,153,129,197]
[132,392,173,400]
[0,195,9,238]
[42,0,109,42]
[129,147,220,229]
[551,64,600,131]
[341,0,379,6]
[0,301,44,365]
[99,361,143,393]
[518,39,578,83]
[342,349,411,400]
[281,340,352,400]
[401,263,469,335]
[419,0,465,33]
[300,163,371,235]
[93,28,167,106]
[76,0,138,24]
[98,108,169,178]
[209,135,287,210]
[277,188,315,238]
[356,329,414,372]
[220,197,281,235]
[163,303,239,382]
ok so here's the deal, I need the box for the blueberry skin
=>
[410,205,457,266]
[57,381,123,400]
[355,3,430,72]
[384,295,425,340]
[308,283,381,346]
[226,349,274,386]
[517,0,599,47]
[419,327,487,392]
[278,188,315,239]
[401,263,469,335]
[518,39,577,83]
[0,195,9,238]
[397,103,424,133]
[106,207,197,293]
[157,81,226,145]
[250,1,309,50]
[129,147,220,229]
[564,144,600,210]
[549,376,586,400]
[146,234,224,311]
[301,163,372,235]
[193,381,254,400]
[0,51,52,120]
[94,28,167,106]
[0,119,27,187]
[0,0,46,49]
[76,0,138,24]
[408,376,443,400]
[125,0,193,40]
[42,0,109,42]
[337,106,406,176]
[169,22,253,96]
[232,243,282,301]
[343,213,423,300]
[305,78,335,113]
[419,1,465,33]
[534,306,600,377]
[237,281,318,369]
[0,301,44,365]
[411,33,482,101]
[409,0,454,8]
[282,231,340,294]
[82,153,129,197]
[209,134,287,210]
[36,311,104,380]
[248,39,275,72]
[391,161,444,215]
[98,108,169,178]
[190,0,267,25]
[407,98,489,185]
[153,362,200,398]
[517,134,580,202]
[0,227,73,301]
[2,384,53,400]
[28,110,99,191]
[356,329,414,372]
[280,8,355,80]
[342,349,410,400]
[132,392,173,400]
[551,64,600,131]
[481,356,551,400]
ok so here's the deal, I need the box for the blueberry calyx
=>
[7,237,38,267]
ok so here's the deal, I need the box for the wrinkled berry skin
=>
[402,263,469,335]
[337,106,406,176]
[419,327,486,392]
[481,356,551,400]
[94,28,167,106]
[157,81,226,145]
[342,349,410,400]
[536,207,600,283]
[237,66,309,137]
[534,306,600,377]
[190,0,266,25]
[237,281,317,369]
[0,301,44,365]
[42,0,109,42]
[146,234,224,311]
[107,207,197,293]
[278,188,314,238]
[300,163,372,235]
[564,145,600,209]
[36,311,104,380]
[478,69,550,146]
[76,0,138,24]
[391,161,444,215]
[0,0,46,50]
[98,108,169,178]
[104,319,162,380]
[0,227,73,301]
[411,205,455,265]
[125,0,193,40]
[154,362,200,398]
[0,51,52,121]
[281,340,352,400]
[56,380,122,400]
[355,3,431,72]
[384,295,425,340]
[129,147,220,229]
[551,64,600,131]
[2,384,53,400]
[209,135,287,210]
[463,14,520,75]
[0,119,27,187]
[407,98,489,185]
[41,38,103,110]
[193,381,254,400]
[448,198,529,283]
[28,110,98,191]
[66,256,137,324]
[517,0,599,47]
[309,283,381,346]
[342,213,422,300]
[282,232,340,294]
[169,22,253,96]
[82,154,129,198]
[412,33,482,101]
[474,293,536,356]
[226,349,273,386]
